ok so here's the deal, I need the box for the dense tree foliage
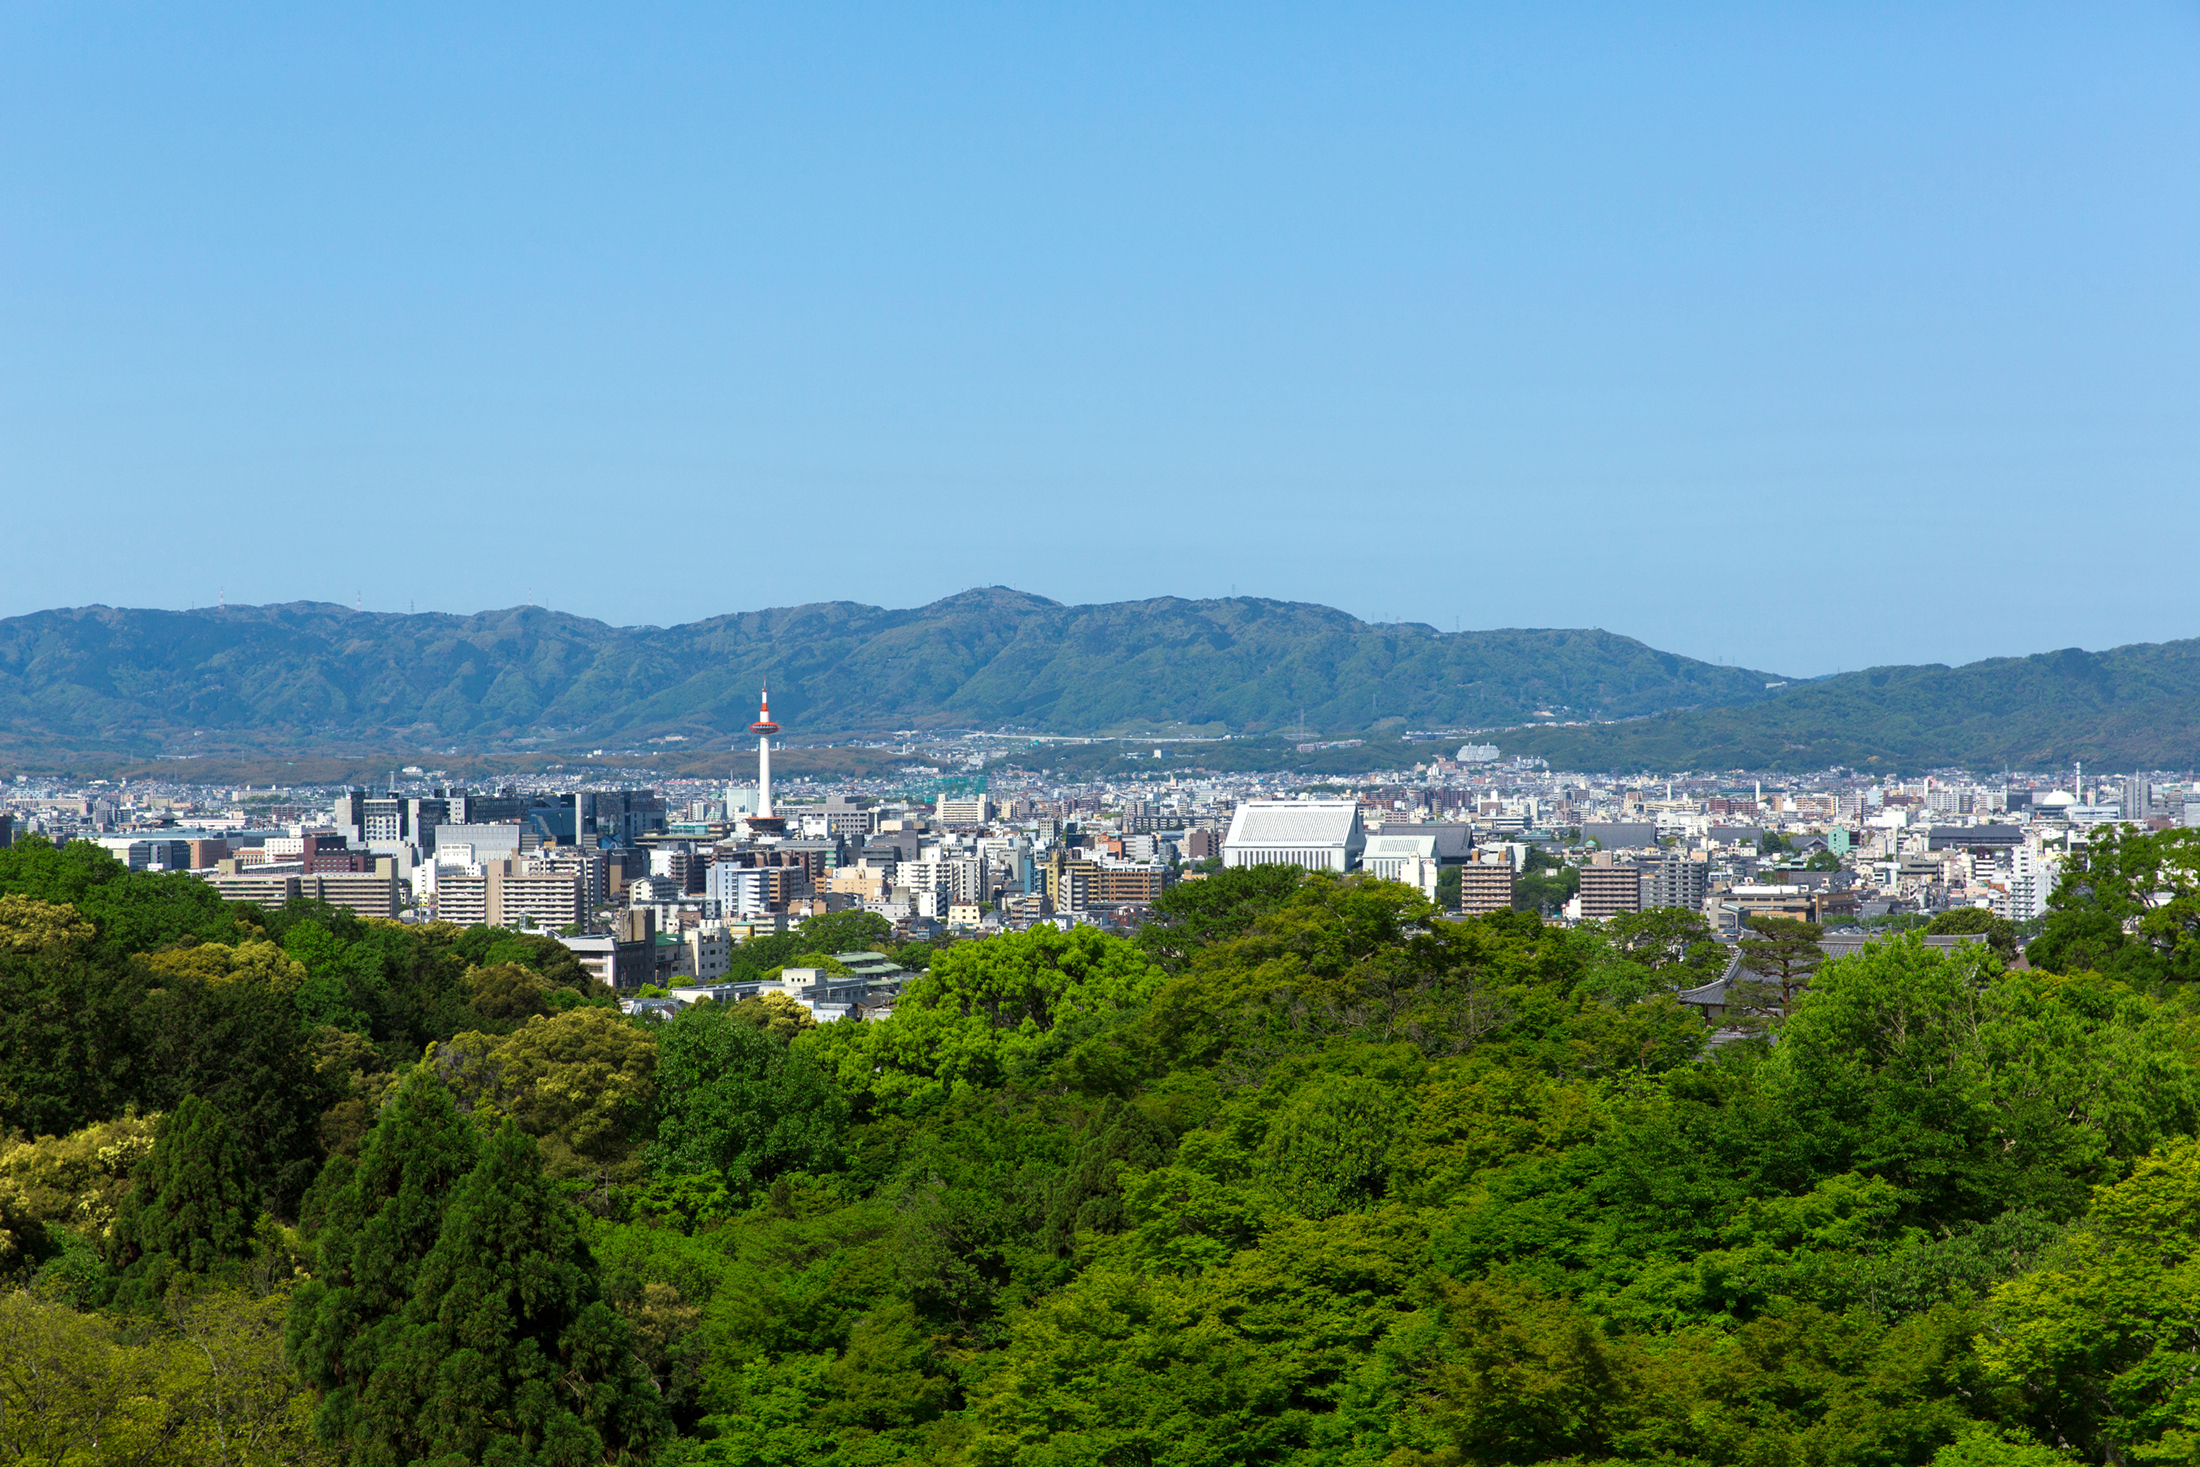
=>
[16,832,2200,1464]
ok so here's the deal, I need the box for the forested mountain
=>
[8,592,2198,770]
[9,832,2200,1461]
[0,591,1779,758]
[1505,638,2200,772]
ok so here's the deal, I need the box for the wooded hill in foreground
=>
[8,826,2200,1463]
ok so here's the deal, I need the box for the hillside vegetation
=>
[0,590,1779,760]
[1507,638,2200,772]
[8,592,2200,772]
[10,834,2200,1462]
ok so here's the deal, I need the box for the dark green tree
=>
[0,894,148,1140]
[135,958,336,1217]
[107,1094,258,1278]
[370,1125,663,1463]
[795,908,895,955]
[286,1069,481,1454]
[1605,906,1725,981]
[0,834,244,955]
[1733,915,1825,1024]
[1927,905,2018,959]
[1514,847,1579,915]
[1133,863,1306,971]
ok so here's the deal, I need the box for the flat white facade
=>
[1361,832,1440,882]
[1222,800,1365,873]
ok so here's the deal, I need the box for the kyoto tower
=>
[746,685,786,835]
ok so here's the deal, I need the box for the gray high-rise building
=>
[1641,854,1708,913]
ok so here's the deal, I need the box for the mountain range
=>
[0,590,1773,760]
[1503,640,2200,774]
[0,589,2192,774]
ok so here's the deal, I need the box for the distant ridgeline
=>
[1503,640,2200,772]
[0,591,1779,758]
[1,592,2194,769]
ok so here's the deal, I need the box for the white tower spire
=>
[750,686,780,819]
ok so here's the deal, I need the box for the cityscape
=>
[5,672,2164,1022]
[6,3,2198,1461]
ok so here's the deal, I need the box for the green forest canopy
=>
[8,830,2200,1462]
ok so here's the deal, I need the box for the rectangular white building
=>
[1222,800,1365,873]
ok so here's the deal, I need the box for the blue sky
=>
[3,2,2194,677]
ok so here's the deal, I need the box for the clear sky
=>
[3,3,2195,678]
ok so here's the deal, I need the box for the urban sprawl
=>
[3,691,2163,1024]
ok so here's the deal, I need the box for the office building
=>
[1581,823,1659,852]
[433,823,532,862]
[937,795,992,827]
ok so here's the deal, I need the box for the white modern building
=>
[1361,831,1440,883]
[1222,800,1365,873]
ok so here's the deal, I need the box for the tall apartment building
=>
[707,863,771,916]
[1994,846,2053,923]
[1641,853,1709,913]
[1577,864,1642,922]
[1458,860,1515,916]
[526,847,608,908]
[433,858,585,930]
[1048,856,1095,913]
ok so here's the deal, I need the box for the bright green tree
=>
[1979,1134,2200,1461]
[1134,863,1306,971]
[1928,905,2019,959]
[654,1003,845,1196]
[812,924,1165,1108]
[2026,824,2200,981]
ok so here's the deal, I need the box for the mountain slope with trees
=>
[7,591,2198,769]
[0,590,1779,759]
[1505,637,2200,772]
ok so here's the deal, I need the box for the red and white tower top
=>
[750,686,780,736]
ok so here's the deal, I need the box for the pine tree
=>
[1733,915,1826,1028]
[370,1124,663,1463]
[285,1067,480,1457]
[107,1093,258,1277]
